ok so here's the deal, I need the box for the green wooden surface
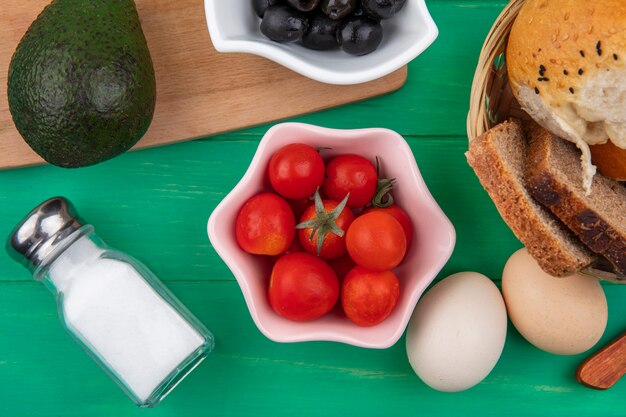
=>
[1,1,624,415]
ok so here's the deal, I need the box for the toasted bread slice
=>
[466,120,595,277]
[525,124,626,276]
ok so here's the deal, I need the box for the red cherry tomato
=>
[268,143,325,199]
[298,198,355,260]
[341,266,400,327]
[269,252,339,321]
[362,205,414,251]
[346,211,406,271]
[235,193,295,256]
[322,154,378,208]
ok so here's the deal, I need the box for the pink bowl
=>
[207,123,455,348]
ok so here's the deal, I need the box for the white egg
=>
[502,248,607,355]
[405,272,507,392]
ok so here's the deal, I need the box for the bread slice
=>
[466,120,595,277]
[525,124,626,276]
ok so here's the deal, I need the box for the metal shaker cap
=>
[6,197,83,272]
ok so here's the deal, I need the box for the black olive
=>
[321,0,357,20]
[286,0,321,12]
[351,4,381,22]
[301,13,340,50]
[253,0,284,18]
[361,0,407,19]
[260,5,309,43]
[337,17,383,56]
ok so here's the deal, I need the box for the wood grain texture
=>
[0,0,405,169]
[577,332,626,390]
[0,281,625,417]
[0,136,520,282]
[1,1,625,416]
[230,0,512,138]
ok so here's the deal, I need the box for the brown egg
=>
[502,248,607,355]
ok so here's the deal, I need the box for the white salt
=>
[49,236,205,403]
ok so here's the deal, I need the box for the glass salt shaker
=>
[7,197,214,407]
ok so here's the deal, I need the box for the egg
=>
[502,248,607,355]
[405,272,507,392]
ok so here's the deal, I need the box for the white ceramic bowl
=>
[204,0,438,85]
[207,123,455,348]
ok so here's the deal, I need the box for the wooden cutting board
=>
[0,0,406,170]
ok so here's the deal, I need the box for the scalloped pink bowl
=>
[207,123,455,348]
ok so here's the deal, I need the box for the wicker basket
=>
[465,0,623,282]
[467,0,526,140]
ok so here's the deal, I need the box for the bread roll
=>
[506,0,625,192]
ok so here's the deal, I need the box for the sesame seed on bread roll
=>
[506,0,625,192]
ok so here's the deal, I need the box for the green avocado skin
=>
[7,0,156,168]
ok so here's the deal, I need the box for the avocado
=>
[7,0,156,168]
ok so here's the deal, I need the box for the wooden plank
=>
[0,280,625,417]
[0,135,522,282]
[5,1,625,416]
[0,0,406,169]
[231,0,510,138]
